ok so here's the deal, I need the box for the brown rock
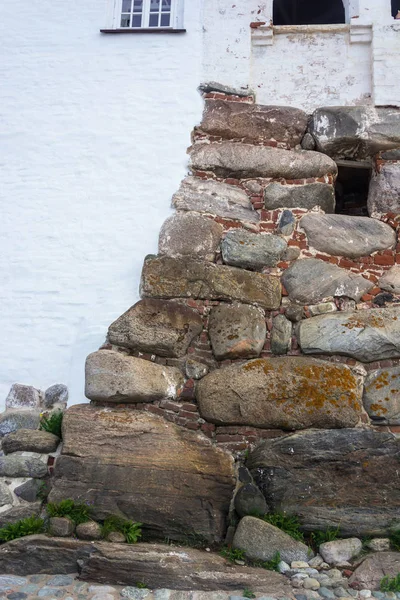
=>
[48,405,235,543]
[158,213,223,261]
[349,552,400,590]
[208,303,266,360]
[196,357,362,430]
[2,429,60,455]
[49,517,75,537]
[140,255,281,310]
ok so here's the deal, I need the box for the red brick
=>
[185,422,200,430]
[370,287,381,296]
[181,403,198,412]
[216,434,243,443]
[361,294,373,302]
[374,255,395,266]
[178,410,199,420]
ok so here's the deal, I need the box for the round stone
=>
[303,579,320,591]
[75,520,102,540]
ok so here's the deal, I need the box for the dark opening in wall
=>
[393,0,399,17]
[273,0,346,25]
[335,162,372,216]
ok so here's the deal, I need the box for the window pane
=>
[160,13,170,25]
[150,0,160,12]
[122,0,132,12]
[133,0,143,12]
[162,0,171,9]
[149,13,159,26]
[120,13,131,26]
[132,13,142,26]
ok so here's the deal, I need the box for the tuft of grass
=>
[220,546,246,562]
[242,589,256,599]
[102,516,142,544]
[136,582,148,589]
[263,551,281,572]
[381,574,400,592]
[309,526,340,550]
[262,512,304,542]
[390,530,400,551]
[40,410,63,438]
[46,499,91,525]
[0,516,45,542]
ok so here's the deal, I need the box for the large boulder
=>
[200,100,308,147]
[108,299,203,357]
[2,429,60,455]
[247,429,400,536]
[85,351,184,403]
[196,357,362,430]
[0,411,40,438]
[349,552,400,590]
[190,143,338,180]
[172,177,259,223]
[300,214,395,258]
[49,405,235,544]
[140,256,281,310]
[264,182,335,213]
[299,306,400,362]
[158,213,223,260]
[309,107,400,159]
[208,303,266,360]
[363,366,400,424]
[281,259,373,304]
[221,230,287,270]
[368,163,400,216]
[5,384,42,410]
[233,516,311,563]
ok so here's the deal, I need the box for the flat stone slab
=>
[85,351,184,403]
[0,411,41,438]
[200,100,308,147]
[368,163,400,216]
[264,182,335,213]
[379,266,400,294]
[172,177,259,223]
[0,454,47,478]
[49,405,234,543]
[140,256,281,310]
[247,429,400,537]
[349,552,400,590]
[299,306,400,362]
[281,258,373,304]
[158,213,223,260]
[190,143,337,180]
[208,303,266,360]
[2,429,60,455]
[196,357,362,430]
[108,299,203,358]
[363,366,400,424]
[221,230,287,270]
[300,214,395,258]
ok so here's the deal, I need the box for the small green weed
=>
[136,582,148,589]
[46,499,91,525]
[0,516,45,542]
[380,574,400,592]
[309,526,340,550]
[242,589,256,599]
[262,512,304,542]
[263,551,281,572]
[220,546,246,562]
[390,530,400,551]
[102,516,142,544]
[40,410,63,438]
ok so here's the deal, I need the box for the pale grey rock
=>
[190,143,338,180]
[382,149,400,160]
[349,552,400,590]
[271,314,292,355]
[37,587,64,597]
[76,521,102,540]
[44,384,68,409]
[85,350,184,403]
[368,163,400,215]
[2,429,60,454]
[308,302,337,317]
[106,531,126,543]
[172,177,259,223]
[233,516,312,563]
[0,481,12,506]
[300,214,395,258]
[283,246,301,261]
[5,384,42,410]
[234,483,268,518]
[309,555,324,568]
[285,305,304,322]
[301,133,316,150]
[278,210,296,236]
[379,266,400,294]
[108,298,203,358]
[158,213,223,261]
[47,575,75,586]
[185,359,209,380]
[304,579,320,591]
[299,306,400,362]
[0,411,40,438]
[221,230,287,270]
[121,588,150,600]
[208,303,266,360]
[0,454,47,478]
[0,576,28,590]
[363,366,400,424]
[281,259,373,304]
[88,585,118,594]
[319,538,362,566]
[14,479,42,502]
[366,539,390,552]
[264,182,335,213]
[49,517,75,537]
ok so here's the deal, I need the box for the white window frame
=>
[104,0,184,30]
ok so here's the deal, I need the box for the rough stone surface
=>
[233,516,312,563]
[278,210,296,236]
[185,358,209,380]
[299,306,400,362]
[300,214,395,258]
[140,256,281,310]
[282,259,373,304]
[0,481,13,507]
[200,100,308,146]
[0,503,42,527]
[382,149,400,160]
[196,357,362,430]
[85,351,184,403]
[234,484,268,518]
[248,429,400,536]
[319,539,362,566]
[0,411,40,438]
[107,531,126,543]
[158,213,223,261]
[221,230,287,270]
[0,454,47,478]
[208,303,266,360]
[49,518,75,538]
[14,479,42,503]
[379,266,400,294]
[5,384,42,410]
[308,302,337,317]
[301,133,316,150]
[363,366,400,424]
[368,163,400,216]
[366,539,390,552]
[349,552,400,590]
[108,299,203,358]
[309,107,400,159]
[190,143,337,180]
[264,183,335,213]
[44,385,68,409]
[172,177,259,223]
[285,305,304,323]
[271,315,292,355]
[49,405,235,543]
[76,521,102,541]
[2,429,60,455]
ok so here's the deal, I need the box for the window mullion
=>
[143,0,151,27]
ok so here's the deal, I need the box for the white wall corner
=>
[350,19,373,43]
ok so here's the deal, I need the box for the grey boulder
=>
[85,350,184,403]
[233,516,312,563]
[49,517,75,537]
[0,481,13,507]
[208,303,266,360]
[363,366,400,424]
[44,384,68,409]
[14,479,43,503]
[0,503,42,528]
[2,429,60,455]
[5,384,42,410]
[108,299,203,358]
[221,230,287,270]
[368,163,400,216]
[349,552,400,590]
[319,538,362,566]
[300,214,395,258]
[234,483,268,518]
[264,182,335,213]
[158,212,223,260]
[0,454,47,478]
[76,521,102,541]
[379,266,400,294]
[299,306,400,362]
[281,258,373,304]
[270,314,292,355]
[0,411,40,438]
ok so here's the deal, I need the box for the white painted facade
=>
[0,0,399,407]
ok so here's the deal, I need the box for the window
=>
[273,0,346,26]
[393,0,399,18]
[102,0,184,32]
